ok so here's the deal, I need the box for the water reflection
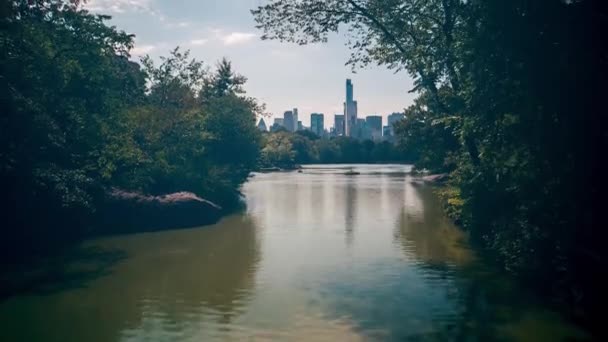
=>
[395,182,474,268]
[0,165,589,341]
[0,215,261,342]
[344,180,357,246]
[317,175,587,341]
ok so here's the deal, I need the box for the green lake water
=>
[0,165,588,341]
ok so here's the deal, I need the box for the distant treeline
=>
[1,2,262,259]
[253,0,605,333]
[260,130,412,168]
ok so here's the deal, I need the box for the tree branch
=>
[344,0,447,114]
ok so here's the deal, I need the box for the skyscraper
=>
[387,112,405,135]
[355,118,370,140]
[310,113,324,137]
[271,117,284,132]
[334,114,345,136]
[344,79,358,137]
[366,115,382,140]
[257,117,267,132]
[383,125,391,139]
[293,108,298,130]
[283,110,295,132]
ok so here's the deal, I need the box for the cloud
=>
[165,21,193,29]
[86,1,195,30]
[270,48,297,58]
[85,0,154,14]
[197,29,258,46]
[189,39,208,46]
[221,32,257,46]
[131,44,157,56]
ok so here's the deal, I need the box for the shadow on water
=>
[0,214,262,342]
[318,182,589,342]
[0,246,127,301]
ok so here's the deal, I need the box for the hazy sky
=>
[85,0,416,128]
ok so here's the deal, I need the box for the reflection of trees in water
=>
[344,180,357,246]
[389,184,584,341]
[395,183,474,268]
[316,182,583,341]
[0,215,261,342]
[113,215,261,332]
[388,184,504,340]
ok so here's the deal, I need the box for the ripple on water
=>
[0,164,590,342]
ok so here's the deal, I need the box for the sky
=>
[85,0,416,128]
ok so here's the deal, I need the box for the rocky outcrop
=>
[410,173,449,186]
[94,189,223,235]
[421,173,449,184]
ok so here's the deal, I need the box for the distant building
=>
[310,113,324,137]
[366,115,382,141]
[383,125,391,139]
[293,108,299,130]
[344,79,358,137]
[387,112,405,135]
[297,121,303,131]
[352,118,371,140]
[257,118,267,132]
[334,114,345,136]
[283,110,295,132]
[271,117,285,132]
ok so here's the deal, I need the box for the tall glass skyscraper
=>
[387,112,405,135]
[344,79,358,137]
[334,114,345,136]
[366,115,383,140]
[283,110,295,132]
[310,113,324,137]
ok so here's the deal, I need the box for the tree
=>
[141,48,205,109]
[104,49,262,207]
[1,1,264,261]
[261,132,296,168]
[201,58,246,99]
[1,0,143,255]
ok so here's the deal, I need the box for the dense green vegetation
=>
[1,1,262,260]
[253,0,605,332]
[260,130,409,168]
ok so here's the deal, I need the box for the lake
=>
[0,165,587,341]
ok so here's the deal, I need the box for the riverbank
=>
[258,164,302,172]
[0,189,237,301]
[420,172,602,339]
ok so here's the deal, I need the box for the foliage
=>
[259,131,408,167]
[1,1,262,259]
[1,0,143,254]
[104,50,261,207]
[261,132,296,168]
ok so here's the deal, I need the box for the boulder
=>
[421,173,449,184]
[94,189,223,235]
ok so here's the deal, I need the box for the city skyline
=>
[264,85,405,142]
[265,79,404,132]
[83,0,416,128]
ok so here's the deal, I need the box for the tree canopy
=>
[1,1,262,259]
[260,131,410,168]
